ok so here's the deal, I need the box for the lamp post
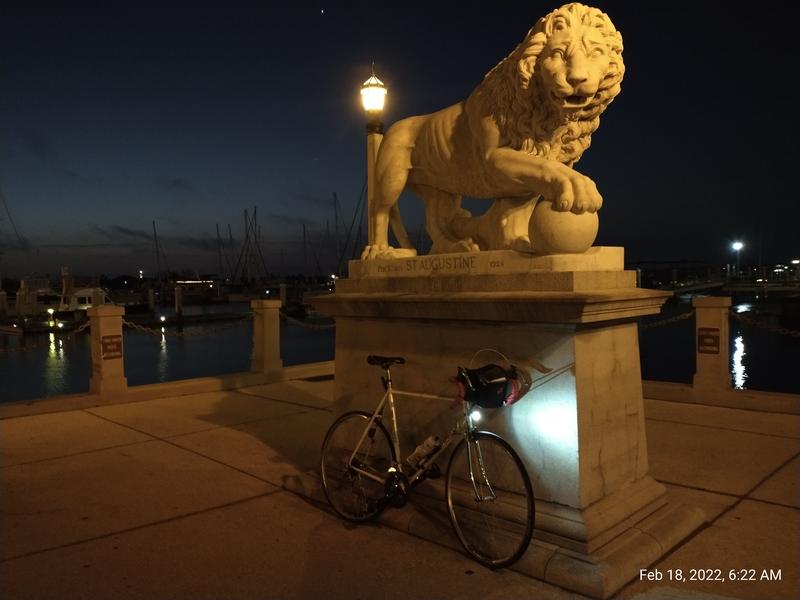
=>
[360,66,387,248]
[732,241,743,278]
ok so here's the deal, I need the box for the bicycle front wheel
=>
[445,431,534,569]
[320,411,396,522]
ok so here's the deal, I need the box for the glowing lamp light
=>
[470,409,482,423]
[47,308,55,315]
[360,73,387,114]
[159,316,166,322]
[732,241,744,251]
[57,322,64,329]
[792,259,800,265]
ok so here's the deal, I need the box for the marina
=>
[1,294,798,404]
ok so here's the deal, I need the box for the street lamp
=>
[732,241,743,277]
[361,66,387,248]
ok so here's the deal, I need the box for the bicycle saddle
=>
[367,355,406,369]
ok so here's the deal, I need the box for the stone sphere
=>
[528,200,599,254]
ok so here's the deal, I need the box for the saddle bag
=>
[460,363,520,408]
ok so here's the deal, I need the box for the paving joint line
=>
[158,408,316,441]
[633,454,800,590]
[701,449,800,527]
[0,489,284,564]
[644,398,800,417]
[645,416,800,440]
[0,438,156,470]
[84,411,287,487]
[234,388,333,412]
[660,478,800,512]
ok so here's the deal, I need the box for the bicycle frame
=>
[346,367,496,501]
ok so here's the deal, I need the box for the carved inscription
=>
[697,328,720,354]
[101,334,123,360]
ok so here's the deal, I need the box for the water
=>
[639,296,800,395]
[1,304,335,403]
[2,298,798,404]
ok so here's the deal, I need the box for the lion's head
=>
[481,3,624,165]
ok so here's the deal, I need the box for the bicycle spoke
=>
[321,412,395,522]
[446,432,534,568]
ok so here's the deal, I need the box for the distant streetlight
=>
[361,66,387,248]
[732,241,744,277]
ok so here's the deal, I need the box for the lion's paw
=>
[430,238,481,254]
[509,236,532,253]
[360,245,417,260]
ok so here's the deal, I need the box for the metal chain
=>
[122,314,251,339]
[279,311,336,330]
[639,309,696,330]
[730,311,800,338]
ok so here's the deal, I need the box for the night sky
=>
[1,2,798,278]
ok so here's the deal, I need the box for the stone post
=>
[88,305,128,396]
[250,299,283,375]
[692,296,731,390]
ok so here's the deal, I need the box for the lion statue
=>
[362,2,624,259]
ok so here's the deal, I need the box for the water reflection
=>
[158,329,168,379]
[44,333,67,394]
[732,334,747,389]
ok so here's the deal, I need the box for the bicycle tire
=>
[445,431,534,569]
[320,411,396,522]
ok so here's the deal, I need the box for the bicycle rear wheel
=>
[445,431,534,568]
[320,411,395,522]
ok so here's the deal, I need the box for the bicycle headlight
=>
[470,409,482,423]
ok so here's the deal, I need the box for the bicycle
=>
[320,352,539,569]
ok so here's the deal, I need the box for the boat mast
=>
[152,220,162,287]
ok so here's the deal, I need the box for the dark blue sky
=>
[1,2,797,277]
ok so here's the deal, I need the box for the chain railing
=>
[279,310,336,330]
[1,310,333,354]
[122,315,252,338]
[638,306,800,340]
[0,319,92,354]
[639,310,695,330]
[730,311,800,338]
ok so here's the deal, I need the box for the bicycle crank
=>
[384,471,410,508]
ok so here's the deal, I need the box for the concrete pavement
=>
[1,372,798,599]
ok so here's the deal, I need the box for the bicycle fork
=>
[466,435,498,503]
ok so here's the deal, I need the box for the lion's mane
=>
[480,2,624,166]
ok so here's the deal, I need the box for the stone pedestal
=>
[250,299,283,375]
[88,305,128,397]
[312,247,705,599]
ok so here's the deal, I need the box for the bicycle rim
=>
[320,411,395,522]
[445,432,534,568]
